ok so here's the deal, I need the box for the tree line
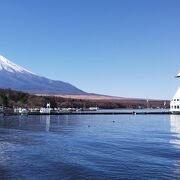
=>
[0,88,167,109]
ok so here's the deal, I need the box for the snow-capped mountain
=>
[0,55,35,74]
[0,55,86,95]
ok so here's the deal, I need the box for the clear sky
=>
[0,0,180,99]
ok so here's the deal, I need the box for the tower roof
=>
[176,72,180,77]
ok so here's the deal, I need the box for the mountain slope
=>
[0,55,86,95]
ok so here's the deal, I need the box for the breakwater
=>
[1,111,171,116]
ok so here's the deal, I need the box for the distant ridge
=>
[0,55,87,95]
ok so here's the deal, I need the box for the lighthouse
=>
[170,72,180,114]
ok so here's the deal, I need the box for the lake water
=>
[0,114,180,180]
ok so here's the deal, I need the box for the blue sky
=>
[0,0,180,99]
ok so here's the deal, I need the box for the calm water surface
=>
[0,114,180,180]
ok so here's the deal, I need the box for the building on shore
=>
[170,72,180,114]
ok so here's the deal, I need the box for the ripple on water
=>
[0,115,179,179]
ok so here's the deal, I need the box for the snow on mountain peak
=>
[0,55,35,74]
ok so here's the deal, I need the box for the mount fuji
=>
[0,55,87,95]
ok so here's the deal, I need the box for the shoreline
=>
[1,111,172,116]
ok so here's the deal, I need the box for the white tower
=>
[47,103,50,109]
[170,72,180,114]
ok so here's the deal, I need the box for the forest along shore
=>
[0,89,169,110]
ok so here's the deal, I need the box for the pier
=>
[1,110,171,116]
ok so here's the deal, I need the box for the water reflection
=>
[0,115,52,132]
[170,115,180,148]
[170,115,180,179]
[39,115,51,132]
[0,115,180,179]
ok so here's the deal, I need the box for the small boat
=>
[19,108,29,115]
[40,108,51,114]
[14,108,29,115]
[89,107,99,111]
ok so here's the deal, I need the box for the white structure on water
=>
[170,72,180,114]
[40,103,51,114]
